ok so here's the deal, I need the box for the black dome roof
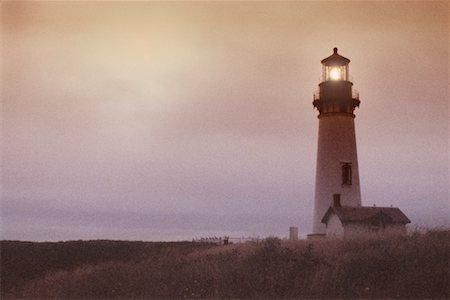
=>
[321,47,350,66]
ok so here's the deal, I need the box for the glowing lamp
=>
[329,67,342,80]
[321,48,350,82]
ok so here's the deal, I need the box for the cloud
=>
[1,1,448,241]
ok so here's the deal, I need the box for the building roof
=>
[321,206,411,224]
[321,47,351,66]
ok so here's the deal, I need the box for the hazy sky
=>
[1,1,448,241]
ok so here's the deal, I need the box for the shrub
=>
[2,230,449,298]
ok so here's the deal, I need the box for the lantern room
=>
[313,47,360,116]
[321,47,350,82]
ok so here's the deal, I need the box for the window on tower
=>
[342,163,352,185]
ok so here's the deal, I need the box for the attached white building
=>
[321,196,410,238]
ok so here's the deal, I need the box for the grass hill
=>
[1,230,449,298]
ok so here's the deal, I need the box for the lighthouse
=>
[310,48,362,235]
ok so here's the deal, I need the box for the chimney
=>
[289,227,299,241]
[333,194,341,207]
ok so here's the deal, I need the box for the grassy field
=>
[1,230,449,298]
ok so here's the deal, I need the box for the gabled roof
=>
[321,206,411,224]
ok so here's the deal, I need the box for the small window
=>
[342,163,352,185]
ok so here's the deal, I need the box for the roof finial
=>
[333,47,338,54]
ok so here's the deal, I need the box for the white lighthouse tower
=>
[310,48,362,236]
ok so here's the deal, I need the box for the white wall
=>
[313,114,362,234]
[325,213,344,237]
[344,222,407,238]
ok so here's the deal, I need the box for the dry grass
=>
[2,230,449,299]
